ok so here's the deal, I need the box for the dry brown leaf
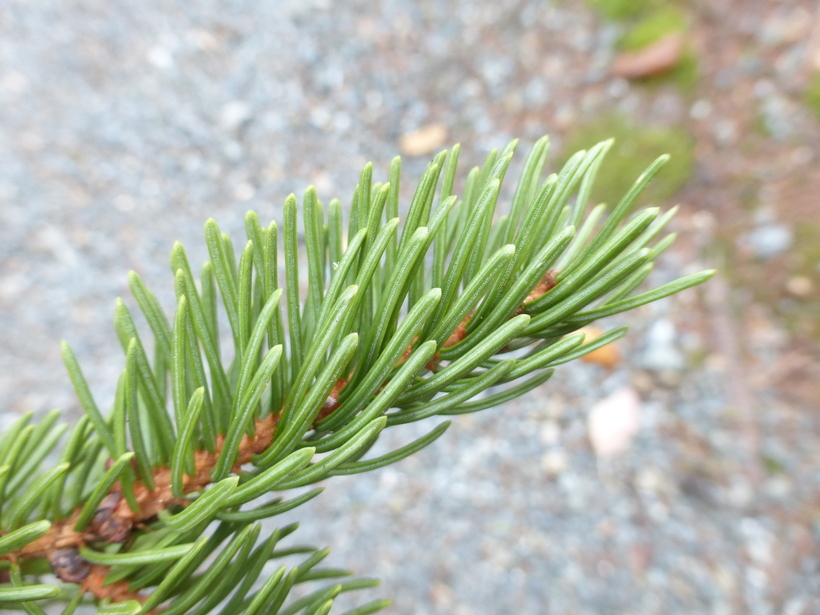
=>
[579,325,621,369]
[612,33,685,80]
[399,123,448,157]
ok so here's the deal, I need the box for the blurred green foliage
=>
[587,0,659,21]
[618,7,688,50]
[804,73,820,120]
[795,222,820,276]
[564,115,694,206]
[761,455,786,475]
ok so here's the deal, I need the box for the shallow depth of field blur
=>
[1,1,818,613]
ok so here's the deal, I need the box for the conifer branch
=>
[0,136,713,614]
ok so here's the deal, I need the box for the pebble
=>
[588,387,642,457]
[635,467,671,495]
[642,319,685,373]
[758,93,800,141]
[539,420,562,445]
[742,224,793,260]
[713,119,738,145]
[541,450,569,477]
[221,100,252,131]
[690,99,712,120]
[785,276,813,297]
[399,123,449,157]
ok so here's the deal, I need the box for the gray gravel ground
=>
[1,1,818,614]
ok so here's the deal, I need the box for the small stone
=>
[656,369,684,387]
[679,472,718,504]
[713,119,737,145]
[739,517,774,565]
[690,210,716,232]
[539,420,561,446]
[743,224,793,260]
[0,71,29,95]
[714,565,738,592]
[757,93,799,141]
[629,545,654,573]
[540,397,564,421]
[595,518,616,538]
[596,559,615,577]
[233,182,256,201]
[221,101,252,132]
[635,467,668,495]
[114,194,135,212]
[764,475,793,500]
[399,123,448,157]
[647,501,669,522]
[430,582,455,608]
[690,99,712,120]
[607,78,629,98]
[785,276,813,297]
[630,369,655,394]
[187,28,219,51]
[642,319,684,373]
[588,387,642,457]
[146,46,174,70]
[727,479,754,507]
[791,146,814,166]
[758,8,813,46]
[541,450,568,477]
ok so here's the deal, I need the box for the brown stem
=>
[1,270,559,604]
[2,412,282,603]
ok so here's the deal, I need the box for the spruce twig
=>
[0,137,713,614]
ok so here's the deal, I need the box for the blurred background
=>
[1,0,818,613]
